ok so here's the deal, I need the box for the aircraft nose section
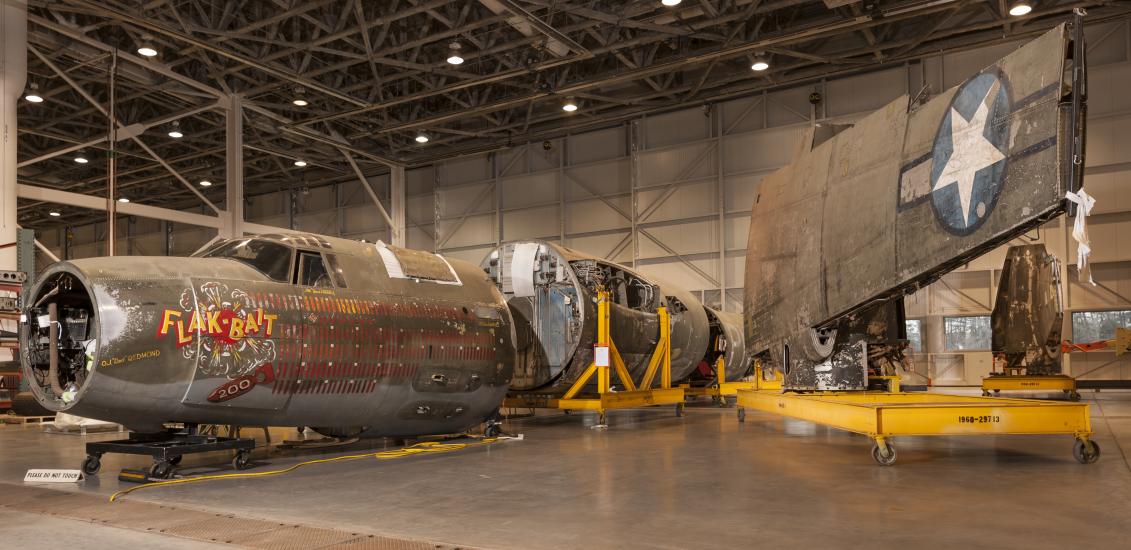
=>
[20,263,98,411]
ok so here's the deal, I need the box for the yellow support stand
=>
[981,374,1080,401]
[735,382,1097,466]
[680,357,758,401]
[503,288,685,427]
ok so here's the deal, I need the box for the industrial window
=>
[905,319,923,353]
[1071,310,1131,343]
[943,316,991,351]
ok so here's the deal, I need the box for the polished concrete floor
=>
[2,389,1130,549]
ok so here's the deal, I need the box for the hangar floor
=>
[2,389,1130,550]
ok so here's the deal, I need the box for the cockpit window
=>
[199,239,293,282]
[297,252,333,288]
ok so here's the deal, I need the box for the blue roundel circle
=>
[928,72,1011,235]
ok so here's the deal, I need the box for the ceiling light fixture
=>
[293,87,308,106]
[751,56,770,71]
[662,0,682,6]
[49,211,61,217]
[415,134,429,143]
[118,197,130,203]
[136,35,158,57]
[167,121,183,139]
[199,180,213,187]
[24,83,43,103]
[562,97,578,112]
[1008,2,1032,16]
[294,160,308,167]
[447,42,464,65]
[74,154,89,164]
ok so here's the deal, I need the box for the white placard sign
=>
[594,346,610,367]
[24,469,82,483]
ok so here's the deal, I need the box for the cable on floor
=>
[109,436,513,503]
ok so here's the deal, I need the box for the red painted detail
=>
[207,364,276,403]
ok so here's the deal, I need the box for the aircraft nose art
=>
[170,278,298,410]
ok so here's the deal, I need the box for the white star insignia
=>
[931,83,1005,228]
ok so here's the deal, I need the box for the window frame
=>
[942,315,993,352]
[198,238,296,283]
[294,250,335,288]
[1070,309,1131,343]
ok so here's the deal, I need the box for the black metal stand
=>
[82,427,255,479]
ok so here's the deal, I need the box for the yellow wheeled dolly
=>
[679,357,757,403]
[503,288,684,428]
[982,374,1080,401]
[735,387,1097,466]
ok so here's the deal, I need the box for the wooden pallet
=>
[3,414,56,425]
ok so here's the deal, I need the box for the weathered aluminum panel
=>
[20,232,516,438]
[991,244,1064,375]
[744,25,1079,390]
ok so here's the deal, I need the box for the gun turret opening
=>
[22,272,96,408]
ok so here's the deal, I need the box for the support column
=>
[225,94,244,238]
[0,0,27,271]
[390,164,405,247]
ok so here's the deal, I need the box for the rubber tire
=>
[232,451,252,471]
[168,455,183,466]
[1073,440,1100,464]
[1068,391,1081,402]
[737,408,746,423]
[81,456,101,476]
[484,424,501,438]
[872,444,897,466]
[149,461,174,479]
[675,403,685,418]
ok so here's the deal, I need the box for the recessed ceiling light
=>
[199,180,213,187]
[48,211,61,217]
[447,42,464,65]
[118,197,130,203]
[562,98,578,112]
[293,98,308,107]
[662,0,682,6]
[74,155,88,164]
[294,160,308,167]
[415,134,429,143]
[1008,3,1032,16]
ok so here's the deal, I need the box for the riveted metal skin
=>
[21,232,516,438]
[743,25,1084,391]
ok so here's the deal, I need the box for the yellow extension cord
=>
[109,437,503,503]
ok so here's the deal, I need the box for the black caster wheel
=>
[168,455,183,466]
[149,461,175,479]
[675,403,685,418]
[1073,439,1100,464]
[982,390,991,397]
[233,450,253,471]
[993,389,1001,396]
[737,408,746,423]
[484,423,501,438]
[1068,391,1081,402]
[871,443,897,466]
[81,455,101,476]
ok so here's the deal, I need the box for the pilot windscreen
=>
[298,252,333,287]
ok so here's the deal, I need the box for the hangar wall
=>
[35,19,1131,386]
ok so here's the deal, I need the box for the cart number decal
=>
[958,415,1001,424]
